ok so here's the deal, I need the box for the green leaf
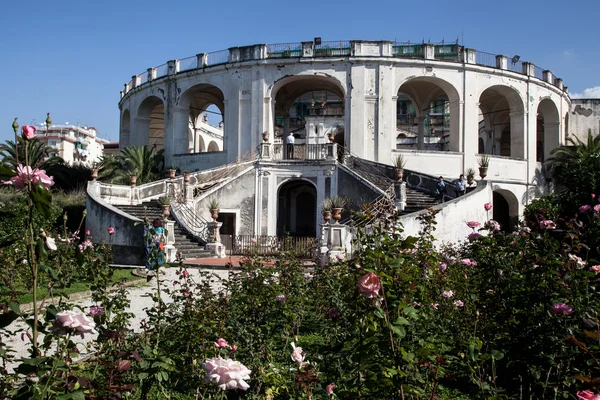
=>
[490,350,504,360]
[30,184,52,218]
[394,317,410,326]
[403,307,418,320]
[40,264,59,281]
[390,324,406,339]
[56,391,85,400]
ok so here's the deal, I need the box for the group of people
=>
[436,174,468,203]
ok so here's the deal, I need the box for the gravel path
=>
[2,267,231,372]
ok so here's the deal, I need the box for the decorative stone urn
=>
[162,204,171,219]
[262,132,269,142]
[332,208,343,224]
[183,172,190,183]
[394,168,404,182]
[130,175,137,186]
[479,167,488,179]
[210,208,220,222]
[168,169,176,179]
[322,210,332,224]
[328,132,335,143]
[91,168,98,181]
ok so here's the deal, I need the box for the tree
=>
[547,129,600,215]
[99,145,164,185]
[0,137,63,174]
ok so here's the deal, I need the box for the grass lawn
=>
[0,268,141,305]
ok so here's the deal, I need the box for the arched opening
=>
[537,99,560,163]
[207,141,219,152]
[120,109,131,147]
[277,180,317,237]
[137,96,165,150]
[272,76,345,148]
[492,189,519,232]
[179,84,225,154]
[478,86,525,158]
[396,77,460,152]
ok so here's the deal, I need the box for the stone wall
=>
[569,99,600,141]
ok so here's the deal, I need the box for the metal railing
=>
[267,42,303,58]
[271,143,330,161]
[231,235,317,258]
[314,40,351,57]
[179,56,197,72]
[171,202,208,242]
[122,40,564,97]
[475,51,497,68]
[207,50,228,66]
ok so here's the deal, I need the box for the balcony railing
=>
[121,40,566,97]
[231,235,317,258]
[268,143,336,161]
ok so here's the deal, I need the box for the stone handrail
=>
[121,40,566,99]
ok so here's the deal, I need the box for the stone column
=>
[147,68,156,82]
[417,116,426,150]
[423,43,435,60]
[463,48,476,64]
[509,111,526,159]
[543,70,553,84]
[196,53,208,68]
[164,220,177,262]
[395,181,406,211]
[496,55,508,70]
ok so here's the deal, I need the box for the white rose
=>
[52,310,96,338]
[202,357,251,391]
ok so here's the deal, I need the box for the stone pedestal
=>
[395,181,407,211]
[319,223,354,264]
[206,221,226,258]
[164,220,177,262]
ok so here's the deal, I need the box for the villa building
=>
[86,39,570,264]
[36,124,108,166]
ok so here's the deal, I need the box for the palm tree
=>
[99,145,164,185]
[547,129,600,214]
[0,137,63,173]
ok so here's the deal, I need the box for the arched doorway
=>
[492,189,519,232]
[396,77,460,152]
[277,180,317,237]
[271,75,345,146]
[478,86,525,158]
[537,99,560,163]
[120,109,131,147]
[137,96,165,150]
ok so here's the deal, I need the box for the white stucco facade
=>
[114,40,570,243]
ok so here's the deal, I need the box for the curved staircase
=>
[115,201,211,260]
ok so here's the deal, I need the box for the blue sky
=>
[1,0,598,143]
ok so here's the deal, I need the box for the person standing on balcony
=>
[454,174,466,197]
[436,176,447,203]
[286,132,295,159]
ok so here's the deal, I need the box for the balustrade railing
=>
[171,202,208,241]
[231,235,317,258]
[122,40,564,96]
[270,143,332,161]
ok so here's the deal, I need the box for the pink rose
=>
[460,258,477,267]
[2,164,54,190]
[51,310,96,338]
[590,265,600,274]
[214,338,229,348]
[467,232,481,241]
[577,390,600,400]
[539,220,556,230]
[291,342,305,366]
[466,221,481,229]
[326,383,336,396]
[580,205,592,214]
[89,306,105,316]
[203,357,251,391]
[250,238,257,243]
[85,230,91,236]
[181,269,189,277]
[230,344,238,352]
[595,204,600,213]
[22,125,36,140]
[484,203,492,211]
[358,272,381,298]
[438,262,447,272]
[551,302,573,315]
[453,300,464,307]
[442,290,454,298]
[108,227,116,235]
[336,253,344,260]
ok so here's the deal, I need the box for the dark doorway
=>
[277,180,317,237]
[217,212,236,249]
[493,192,511,232]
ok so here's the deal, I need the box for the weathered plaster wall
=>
[569,99,600,141]
[337,168,381,210]
[86,182,144,265]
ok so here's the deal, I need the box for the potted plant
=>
[321,198,332,224]
[208,199,220,222]
[466,168,476,186]
[262,132,269,142]
[478,154,490,179]
[168,166,176,179]
[393,154,406,182]
[330,195,347,224]
[158,196,172,218]
[129,169,138,186]
[183,170,190,183]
